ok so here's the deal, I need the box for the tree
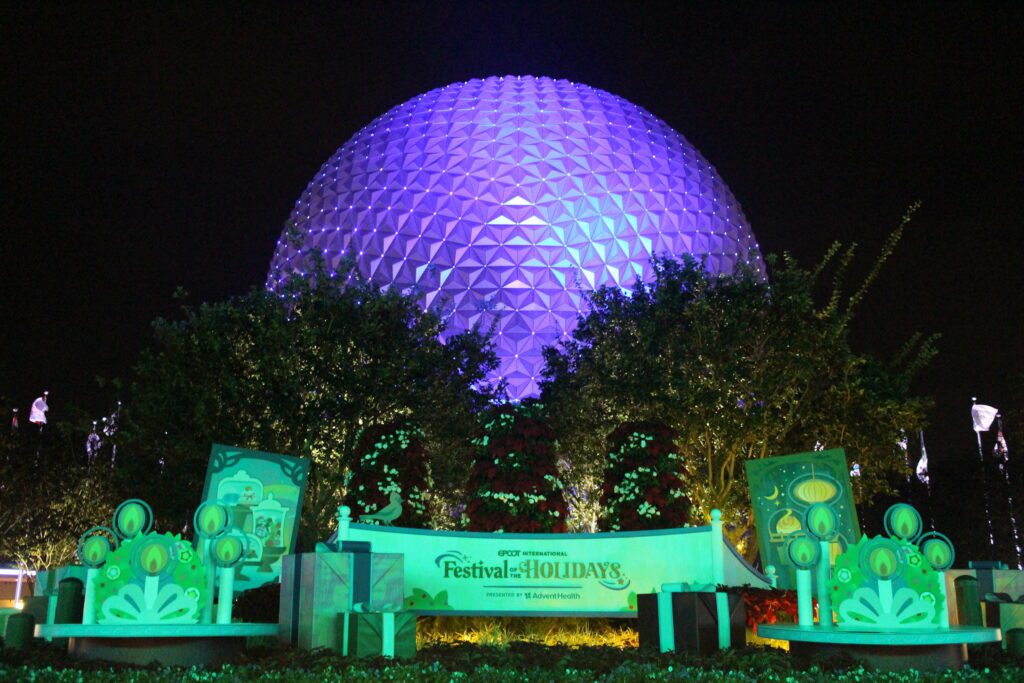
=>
[122,259,499,544]
[598,421,692,531]
[347,422,433,528]
[0,422,117,570]
[541,210,936,557]
[464,403,569,532]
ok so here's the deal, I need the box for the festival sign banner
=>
[336,521,769,617]
[745,448,861,590]
[200,444,310,593]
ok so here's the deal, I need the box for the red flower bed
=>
[464,403,568,533]
[740,587,804,633]
[598,421,691,531]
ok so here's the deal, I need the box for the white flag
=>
[972,404,999,432]
[29,395,48,425]
[916,431,929,485]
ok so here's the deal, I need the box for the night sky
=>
[3,4,1022,473]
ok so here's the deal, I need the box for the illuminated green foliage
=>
[542,213,935,555]
[122,257,499,542]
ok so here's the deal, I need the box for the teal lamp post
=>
[210,532,247,624]
[76,527,117,625]
[787,535,821,626]
[194,501,230,623]
[919,532,955,628]
[805,502,839,629]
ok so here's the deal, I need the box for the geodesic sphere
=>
[268,75,763,400]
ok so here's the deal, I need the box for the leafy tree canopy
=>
[122,258,500,544]
[541,210,936,555]
[0,426,117,570]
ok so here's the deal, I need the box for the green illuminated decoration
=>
[787,535,820,569]
[884,503,923,543]
[71,498,256,625]
[92,531,207,624]
[829,504,950,631]
[211,532,247,568]
[805,503,838,541]
[132,535,177,577]
[194,501,231,539]
[919,532,955,571]
[113,499,153,539]
[77,527,117,569]
[745,449,860,589]
[860,538,902,581]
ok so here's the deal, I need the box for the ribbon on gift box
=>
[656,584,733,651]
[342,601,402,657]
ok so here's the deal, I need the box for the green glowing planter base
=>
[758,624,1001,672]
[34,623,277,666]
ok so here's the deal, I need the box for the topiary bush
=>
[346,422,432,527]
[464,402,568,533]
[598,421,692,531]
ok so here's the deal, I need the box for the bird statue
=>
[359,491,403,525]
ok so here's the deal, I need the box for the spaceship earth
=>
[268,75,763,399]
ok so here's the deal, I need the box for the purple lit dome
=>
[268,75,763,399]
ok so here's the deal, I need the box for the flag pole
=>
[917,430,934,528]
[994,414,1023,569]
[973,397,996,547]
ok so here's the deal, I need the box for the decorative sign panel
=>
[337,523,768,617]
[200,444,310,593]
[745,449,861,590]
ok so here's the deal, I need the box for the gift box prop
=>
[970,564,1024,652]
[638,584,745,653]
[278,537,406,653]
[341,606,416,658]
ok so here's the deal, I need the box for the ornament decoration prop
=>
[69,498,259,626]
[804,503,838,628]
[113,499,153,540]
[193,501,230,623]
[884,503,923,543]
[745,449,860,591]
[787,534,819,626]
[830,504,953,631]
[805,503,838,541]
[919,532,955,572]
[78,526,117,568]
[211,531,248,624]
[194,501,231,540]
[860,538,902,582]
[131,534,178,615]
[267,75,764,400]
[787,535,821,570]
[77,526,118,625]
[919,531,955,628]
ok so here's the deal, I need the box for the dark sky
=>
[2,3,1022,466]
